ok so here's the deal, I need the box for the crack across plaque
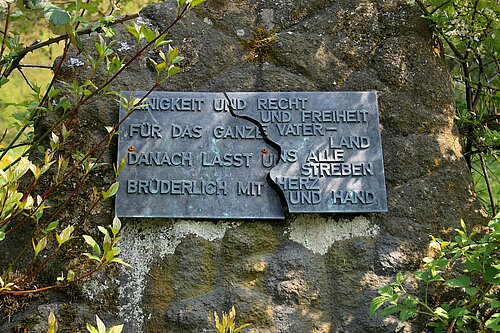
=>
[224,92,290,213]
[226,92,388,214]
[116,91,286,219]
[115,91,387,219]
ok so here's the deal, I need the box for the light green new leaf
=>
[156,62,167,74]
[110,215,122,237]
[56,225,74,247]
[48,312,58,333]
[168,65,181,77]
[0,169,7,183]
[33,236,47,257]
[190,0,207,8]
[124,23,140,40]
[83,253,102,262]
[96,315,106,333]
[83,235,101,256]
[167,47,179,63]
[98,226,109,237]
[433,307,449,320]
[485,313,500,330]
[108,325,124,333]
[109,257,131,267]
[143,27,156,42]
[112,216,121,234]
[86,323,99,333]
[370,296,388,316]
[102,182,119,200]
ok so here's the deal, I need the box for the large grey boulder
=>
[1,0,485,332]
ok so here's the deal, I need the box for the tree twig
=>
[479,153,497,216]
[0,3,11,63]
[19,64,53,69]
[17,68,36,92]
[0,13,139,78]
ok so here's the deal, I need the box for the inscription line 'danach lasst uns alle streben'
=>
[115,92,388,219]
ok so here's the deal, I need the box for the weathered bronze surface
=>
[236,92,387,213]
[115,91,387,218]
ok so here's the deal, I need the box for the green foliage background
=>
[0,0,155,151]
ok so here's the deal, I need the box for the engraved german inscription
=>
[235,92,387,213]
[116,91,387,218]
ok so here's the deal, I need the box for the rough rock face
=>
[1,0,486,332]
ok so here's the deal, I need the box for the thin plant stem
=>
[0,3,11,63]
[479,154,496,216]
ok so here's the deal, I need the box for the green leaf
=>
[98,226,109,237]
[44,220,59,233]
[464,286,477,296]
[56,225,74,247]
[83,235,101,256]
[489,299,500,309]
[370,296,387,316]
[168,65,181,77]
[33,237,47,257]
[378,285,394,297]
[485,313,500,330]
[415,271,445,283]
[44,4,71,26]
[109,257,131,267]
[0,77,9,87]
[444,275,470,288]
[108,325,124,333]
[0,231,5,242]
[111,216,121,236]
[400,308,416,322]
[190,0,207,7]
[48,312,58,333]
[484,266,500,284]
[102,182,119,200]
[449,307,469,318]
[434,307,449,320]
[143,27,156,42]
[83,253,101,262]
[378,304,402,317]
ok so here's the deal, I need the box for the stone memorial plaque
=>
[116,91,387,218]
[235,91,387,213]
[116,92,285,219]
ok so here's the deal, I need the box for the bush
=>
[0,0,204,300]
[371,215,500,332]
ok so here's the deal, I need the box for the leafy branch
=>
[0,0,208,297]
[371,216,500,332]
